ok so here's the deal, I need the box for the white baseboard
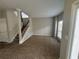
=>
[32,32,52,37]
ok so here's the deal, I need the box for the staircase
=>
[0,9,32,44]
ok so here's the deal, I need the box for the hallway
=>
[0,36,60,59]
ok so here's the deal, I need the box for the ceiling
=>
[0,0,64,18]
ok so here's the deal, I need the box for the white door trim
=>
[68,0,79,59]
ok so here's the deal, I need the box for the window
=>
[57,20,63,39]
[53,13,63,39]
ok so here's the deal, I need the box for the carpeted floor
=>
[0,35,60,59]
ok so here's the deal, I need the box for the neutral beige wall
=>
[32,17,53,36]
[6,9,19,42]
[60,0,76,59]
[0,9,19,43]
[0,10,9,42]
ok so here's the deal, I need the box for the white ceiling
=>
[0,0,64,18]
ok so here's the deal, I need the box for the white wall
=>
[32,17,53,36]
[0,9,19,43]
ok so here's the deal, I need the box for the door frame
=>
[67,0,79,59]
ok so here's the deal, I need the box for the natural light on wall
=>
[14,11,18,17]
[14,11,29,18]
[21,12,29,18]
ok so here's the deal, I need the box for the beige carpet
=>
[0,35,60,59]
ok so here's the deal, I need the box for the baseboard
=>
[32,34,52,37]
[53,37,61,43]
